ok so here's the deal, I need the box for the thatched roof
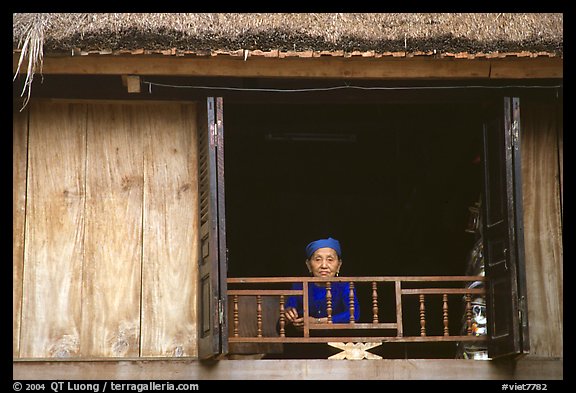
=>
[14,13,563,56]
[12,13,563,107]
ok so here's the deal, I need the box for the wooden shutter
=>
[481,97,530,358]
[197,97,228,358]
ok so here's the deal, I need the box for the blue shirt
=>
[285,282,360,323]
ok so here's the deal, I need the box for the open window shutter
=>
[481,97,529,358]
[198,97,228,359]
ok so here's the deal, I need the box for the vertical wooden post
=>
[303,281,310,338]
[395,281,403,337]
[419,294,426,336]
[349,281,355,323]
[326,281,332,323]
[372,281,379,323]
[443,293,449,336]
[256,295,262,338]
[465,293,472,335]
[279,295,285,337]
[233,295,239,337]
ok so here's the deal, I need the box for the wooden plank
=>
[312,323,397,330]
[520,101,563,358]
[12,358,564,380]
[490,57,563,79]
[140,103,199,357]
[13,108,28,358]
[13,53,563,79]
[12,55,489,79]
[401,288,485,295]
[228,336,487,343]
[36,98,196,106]
[20,101,86,358]
[228,276,486,283]
[80,104,144,357]
[558,103,563,218]
[228,290,302,296]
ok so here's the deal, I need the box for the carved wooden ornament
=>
[327,342,382,360]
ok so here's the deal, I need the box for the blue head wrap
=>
[305,237,342,259]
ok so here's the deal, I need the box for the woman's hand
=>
[285,307,304,330]
[285,308,328,330]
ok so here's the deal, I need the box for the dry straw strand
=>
[14,14,49,110]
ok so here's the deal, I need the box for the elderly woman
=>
[284,237,360,331]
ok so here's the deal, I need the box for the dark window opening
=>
[224,101,484,358]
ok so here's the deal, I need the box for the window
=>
[197,93,529,360]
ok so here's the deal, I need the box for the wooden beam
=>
[121,75,141,93]
[228,276,486,283]
[12,358,563,380]
[13,108,28,358]
[490,57,563,79]
[227,335,486,343]
[11,53,563,79]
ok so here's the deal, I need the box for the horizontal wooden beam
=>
[13,53,563,79]
[228,276,486,283]
[12,357,563,380]
[312,323,398,330]
[227,335,486,343]
[490,58,563,79]
[401,288,486,295]
[228,289,302,296]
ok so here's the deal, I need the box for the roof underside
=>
[13,13,563,59]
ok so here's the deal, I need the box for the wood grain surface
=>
[20,102,86,358]
[13,109,28,357]
[81,104,144,357]
[140,103,199,357]
[521,101,563,358]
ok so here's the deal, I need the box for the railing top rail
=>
[227,276,486,284]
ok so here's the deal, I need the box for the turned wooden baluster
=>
[326,281,332,323]
[372,281,379,323]
[465,293,472,335]
[233,295,239,337]
[256,295,263,337]
[443,293,449,336]
[419,294,426,336]
[279,295,285,337]
[349,281,356,323]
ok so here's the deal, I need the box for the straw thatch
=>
[13,13,563,54]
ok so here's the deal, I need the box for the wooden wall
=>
[13,100,199,359]
[521,99,563,358]
[13,96,563,362]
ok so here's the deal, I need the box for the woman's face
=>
[306,247,342,278]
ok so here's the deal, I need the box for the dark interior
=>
[225,101,483,278]
[224,100,484,358]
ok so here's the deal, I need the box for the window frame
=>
[198,95,530,360]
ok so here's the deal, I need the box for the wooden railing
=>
[227,276,487,344]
